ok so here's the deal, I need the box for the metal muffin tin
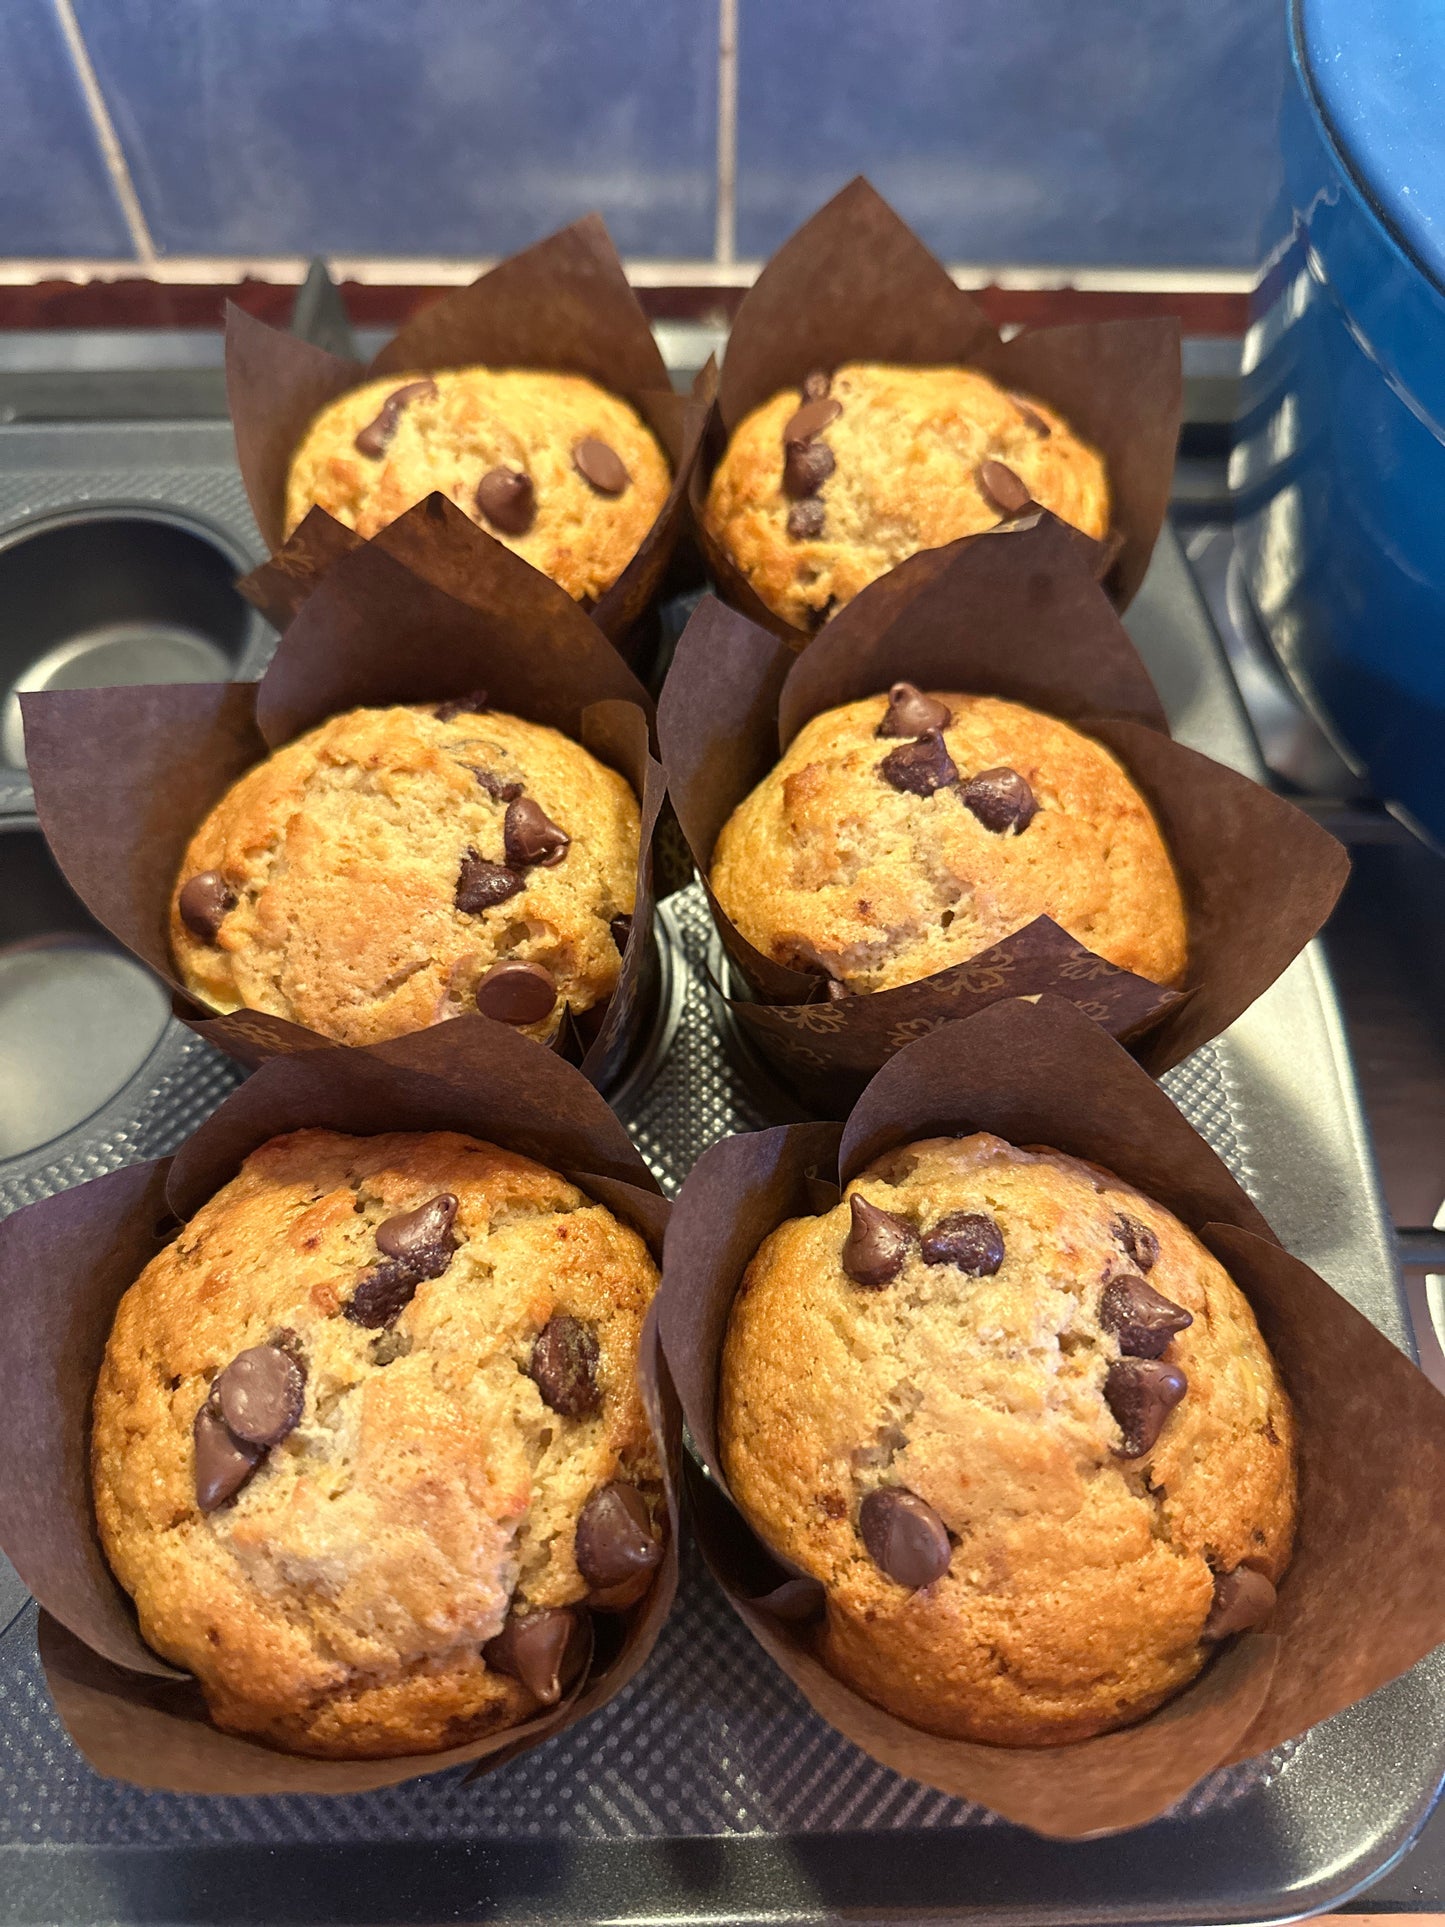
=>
[0,415,1438,1926]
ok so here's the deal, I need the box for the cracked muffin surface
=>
[720,1134,1296,1745]
[285,368,670,606]
[170,701,639,1047]
[708,689,1187,996]
[704,363,1109,631]
[92,1128,663,1758]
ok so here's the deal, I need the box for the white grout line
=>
[714,0,739,265]
[49,0,157,266]
[0,254,1259,294]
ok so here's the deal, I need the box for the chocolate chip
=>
[1010,393,1052,438]
[376,1193,458,1272]
[455,851,524,914]
[474,767,523,802]
[879,729,958,797]
[345,1258,420,1330]
[1203,1566,1277,1640]
[475,960,557,1025]
[842,1195,917,1289]
[194,1402,262,1512]
[573,438,629,495]
[528,1314,602,1418]
[355,378,437,457]
[483,1606,584,1704]
[575,1482,663,1592]
[475,466,536,535]
[1100,1273,1193,1359]
[609,913,632,954]
[859,1487,951,1589]
[435,690,489,723]
[920,1211,1005,1275]
[783,438,835,500]
[1105,1357,1188,1457]
[787,498,825,540]
[977,459,1033,516]
[1114,1214,1160,1271]
[213,1345,306,1448]
[178,872,235,942]
[784,396,842,445]
[504,797,570,869]
[961,767,1037,834]
[876,682,952,739]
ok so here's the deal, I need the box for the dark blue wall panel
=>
[0,0,130,255]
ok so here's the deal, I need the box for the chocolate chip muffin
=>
[704,365,1110,630]
[92,1128,665,1758]
[171,699,639,1047]
[720,1133,1295,1746]
[285,370,670,605]
[709,684,1186,996]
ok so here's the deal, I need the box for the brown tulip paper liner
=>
[686,175,1181,643]
[225,211,717,652]
[0,1025,679,1796]
[23,499,665,1087]
[657,517,1348,1109]
[658,995,1445,1838]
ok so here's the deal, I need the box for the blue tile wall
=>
[68,0,717,257]
[735,0,1288,268]
[0,0,130,255]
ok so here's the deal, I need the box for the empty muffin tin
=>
[0,410,1437,1926]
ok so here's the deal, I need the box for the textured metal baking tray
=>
[0,418,1438,1925]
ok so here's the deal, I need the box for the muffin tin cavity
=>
[0,509,261,769]
[0,819,169,1159]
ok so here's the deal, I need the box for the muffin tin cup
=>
[225,212,717,658]
[0,1024,679,1796]
[658,994,1445,1838]
[23,499,665,1088]
[658,515,1349,1111]
[688,175,1181,645]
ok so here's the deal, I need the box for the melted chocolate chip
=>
[786,498,826,540]
[473,766,523,802]
[213,1345,306,1448]
[455,851,525,914]
[474,959,557,1025]
[1010,394,1052,438]
[783,438,835,500]
[345,1257,424,1330]
[193,1402,262,1512]
[573,438,629,495]
[1105,1357,1188,1457]
[178,872,235,942]
[1203,1566,1277,1640]
[879,728,958,797]
[504,796,570,869]
[435,690,489,723]
[784,396,842,445]
[977,458,1033,516]
[528,1314,602,1418]
[920,1211,1005,1275]
[475,466,536,534]
[1100,1273,1193,1359]
[575,1483,663,1592]
[376,1194,458,1272]
[876,682,952,739]
[859,1487,951,1589]
[1114,1214,1160,1271]
[355,379,437,458]
[842,1196,917,1289]
[609,913,632,955]
[960,767,1037,834]
[483,1606,584,1703]
[801,371,831,402]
